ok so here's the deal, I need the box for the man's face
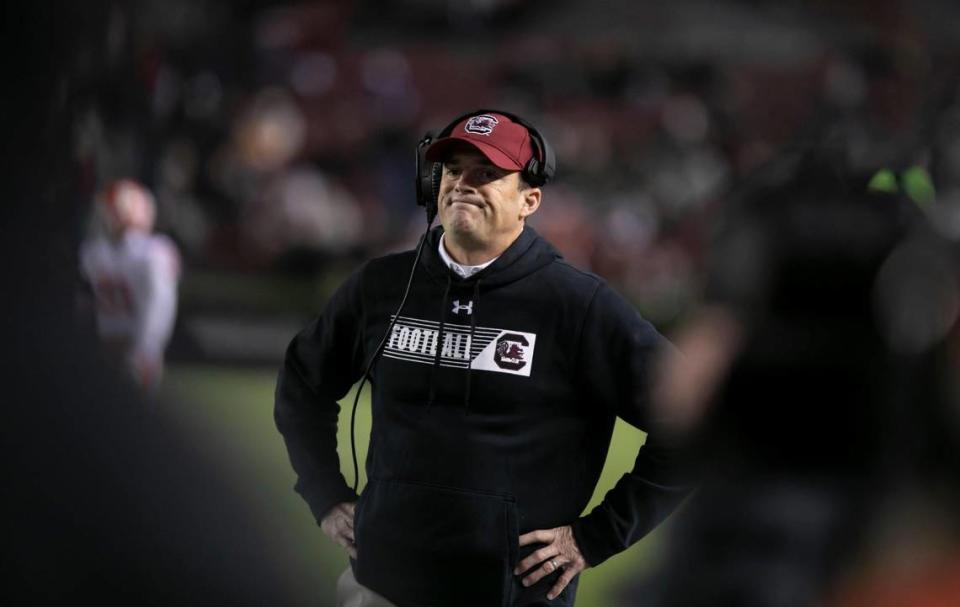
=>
[437,148,539,249]
[102,183,156,237]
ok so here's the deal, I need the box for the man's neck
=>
[443,227,522,266]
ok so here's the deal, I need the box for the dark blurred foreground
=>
[624,143,960,606]
[2,3,290,603]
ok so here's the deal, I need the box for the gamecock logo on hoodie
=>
[493,333,529,371]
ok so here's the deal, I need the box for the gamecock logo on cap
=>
[494,333,528,371]
[464,114,499,136]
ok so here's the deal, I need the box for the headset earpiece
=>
[525,158,541,185]
[525,129,556,187]
[416,132,440,223]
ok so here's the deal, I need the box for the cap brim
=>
[424,137,523,171]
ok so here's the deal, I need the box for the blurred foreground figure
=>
[824,214,960,606]
[2,2,290,603]
[81,179,180,390]
[626,145,960,607]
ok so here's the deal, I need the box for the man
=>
[275,111,690,607]
[80,179,180,390]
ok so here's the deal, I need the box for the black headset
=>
[415,109,557,223]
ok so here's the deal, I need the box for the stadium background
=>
[54,0,960,605]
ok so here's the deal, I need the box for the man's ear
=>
[519,187,541,220]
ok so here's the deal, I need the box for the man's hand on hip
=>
[321,501,357,559]
[515,525,588,600]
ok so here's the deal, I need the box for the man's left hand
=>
[515,525,588,600]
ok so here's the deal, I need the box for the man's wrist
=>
[308,487,359,527]
[569,517,604,568]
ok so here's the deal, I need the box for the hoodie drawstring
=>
[427,274,452,412]
[463,279,480,415]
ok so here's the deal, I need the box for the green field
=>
[162,364,671,607]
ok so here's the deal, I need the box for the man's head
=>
[98,179,156,238]
[424,112,545,254]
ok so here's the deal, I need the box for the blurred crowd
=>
[71,0,960,328]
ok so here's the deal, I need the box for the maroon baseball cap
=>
[424,112,535,172]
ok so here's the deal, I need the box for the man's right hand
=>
[320,501,357,559]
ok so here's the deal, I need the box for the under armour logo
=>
[451,299,473,315]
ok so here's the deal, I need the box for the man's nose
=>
[453,171,477,190]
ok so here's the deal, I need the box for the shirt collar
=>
[438,233,499,279]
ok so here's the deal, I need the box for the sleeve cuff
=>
[571,510,616,568]
[297,481,359,526]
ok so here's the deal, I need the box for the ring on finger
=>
[550,559,558,571]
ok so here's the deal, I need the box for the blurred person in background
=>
[275,110,691,607]
[80,179,181,390]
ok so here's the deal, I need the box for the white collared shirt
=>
[438,233,498,279]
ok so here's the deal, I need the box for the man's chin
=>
[442,222,486,246]
[442,216,478,236]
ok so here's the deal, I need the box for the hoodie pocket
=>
[354,477,518,607]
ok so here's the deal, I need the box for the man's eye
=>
[445,166,461,176]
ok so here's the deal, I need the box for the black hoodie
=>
[275,226,690,607]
